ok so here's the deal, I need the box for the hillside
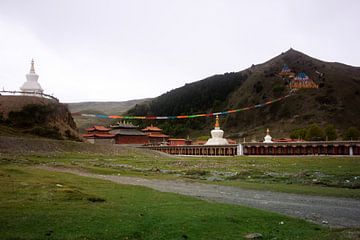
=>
[128,49,360,140]
[67,98,149,131]
[67,98,149,115]
[0,95,78,140]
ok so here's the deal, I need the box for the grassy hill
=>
[67,98,149,131]
[127,49,360,140]
[67,99,150,115]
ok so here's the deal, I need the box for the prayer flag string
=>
[74,92,293,120]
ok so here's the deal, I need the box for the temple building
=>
[142,125,169,145]
[20,59,44,96]
[290,72,318,89]
[110,121,148,145]
[205,115,229,145]
[82,125,115,144]
[168,138,192,146]
[278,64,295,78]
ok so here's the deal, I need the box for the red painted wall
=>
[115,135,149,145]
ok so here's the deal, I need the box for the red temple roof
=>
[82,133,115,138]
[85,125,111,132]
[142,125,162,132]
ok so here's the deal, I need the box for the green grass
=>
[2,153,359,198]
[0,165,354,240]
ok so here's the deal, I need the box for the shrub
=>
[344,127,360,140]
[28,126,63,140]
[272,84,285,97]
[305,124,325,141]
[8,104,54,128]
[324,124,337,141]
[290,128,307,140]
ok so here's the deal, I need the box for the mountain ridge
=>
[127,49,360,140]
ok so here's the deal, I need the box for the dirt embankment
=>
[0,95,78,138]
[0,95,53,118]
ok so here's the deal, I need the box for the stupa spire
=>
[30,59,35,74]
[215,115,220,129]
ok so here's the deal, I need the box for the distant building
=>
[82,125,115,144]
[290,72,318,89]
[168,138,192,146]
[142,125,169,145]
[278,64,295,78]
[110,121,148,145]
[193,140,207,145]
[20,59,44,96]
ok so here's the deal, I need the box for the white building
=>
[205,115,229,145]
[264,128,273,143]
[20,59,44,96]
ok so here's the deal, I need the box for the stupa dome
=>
[205,115,229,145]
[20,59,43,95]
[264,128,273,143]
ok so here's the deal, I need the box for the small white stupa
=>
[264,128,273,143]
[205,115,229,145]
[20,59,43,96]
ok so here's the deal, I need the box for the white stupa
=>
[264,128,273,143]
[20,59,43,96]
[205,115,229,145]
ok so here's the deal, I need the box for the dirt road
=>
[40,166,360,228]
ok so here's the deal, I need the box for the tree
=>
[344,127,360,140]
[324,124,337,141]
[290,128,307,140]
[305,124,325,141]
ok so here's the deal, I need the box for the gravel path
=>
[40,166,360,228]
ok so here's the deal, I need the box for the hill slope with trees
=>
[128,49,360,140]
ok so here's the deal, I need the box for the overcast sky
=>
[0,0,359,102]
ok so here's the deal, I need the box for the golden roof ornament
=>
[215,115,220,128]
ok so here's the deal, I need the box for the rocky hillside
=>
[128,49,360,140]
[0,96,78,140]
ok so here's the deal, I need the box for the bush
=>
[324,124,337,140]
[272,84,285,97]
[8,104,54,128]
[344,127,360,140]
[290,128,307,140]
[28,126,63,140]
[305,124,325,141]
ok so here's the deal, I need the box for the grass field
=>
[2,152,359,199]
[0,165,356,240]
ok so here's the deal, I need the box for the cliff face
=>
[0,95,79,140]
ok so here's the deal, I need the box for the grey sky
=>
[0,0,359,102]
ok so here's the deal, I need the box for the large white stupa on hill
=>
[20,59,44,96]
[205,115,229,145]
